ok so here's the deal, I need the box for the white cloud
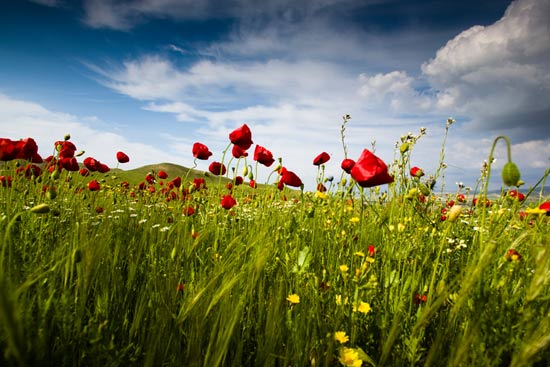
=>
[421,0,550,141]
[0,93,180,169]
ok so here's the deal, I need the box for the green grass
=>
[1,131,550,367]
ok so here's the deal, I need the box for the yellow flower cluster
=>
[339,347,362,366]
[286,294,300,304]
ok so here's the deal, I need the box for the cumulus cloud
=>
[421,0,550,142]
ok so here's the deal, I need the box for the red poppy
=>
[341,159,355,174]
[279,167,303,188]
[505,249,522,261]
[193,178,206,190]
[507,190,525,201]
[540,201,550,212]
[146,173,156,185]
[413,293,427,305]
[232,145,248,159]
[59,157,79,171]
[183,206,195,216]
[83,157,99,171]
[235,176,243,185]
[0,138,18,161]
[253,145,275,167]
[57,141,76,159]
[117,151,130,163]
[410,166,424,178]
[79,168,90,177]
[350,149,394,188]
[97,163,110,173]
[367,244,376,257]
[456,193,466,203]
[229,124,253,150]
[192,142,212,160]
[169,176,182,188]
[16,138,40,161]
[208,162,227,176]
[88,180,100,191]
[158,170,168,179]
[249,180,257,189]
[0,175,12,187]
[313,152,330,166]
[317,183,327,192]
[17,163,42,178]
[221,194,237,209]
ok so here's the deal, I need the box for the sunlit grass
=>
[1,122,549,367]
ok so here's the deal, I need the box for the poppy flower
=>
[117,151,130,163]
[229,124,253,150]
[505,249,522,261]
[87,180,100,191]
[221,194,237,209]
[169,176,182,188]
[507,190,525,201]
[192,142,212,160]
[235,176,243,185]
[83,157,99,171]
[145,173,155,184]
[57,141,76,159]
[253,145,275,167]
[249,180,257,189]
[313,152,330,166]
[209,162,227,176]
[16,138,40,161]
[341,159,355,174]
[158,170,168,179]
[410,166,424,178]
[97,163,110,173]
[413,293,427,305]
[456,193,466,203]
[350,149,394,188]
[367,244,376,257]
[279,167,303,188]
[0,175,12,187]
[540,201,550,213]
[0,138,18,161]
[183,206,195,216]
[79,168,90,177]
[232,145,248,159]
[59,157,79,171]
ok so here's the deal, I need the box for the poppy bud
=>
[50,169,60,180]
[242,165,249,176]
[447,205,462,222]
[502,162,521,186]
[64,134,71,141]
[30,203,50,214]
[248,171,254,180]
[400,142,409,154]
[418,184,430,196]
[46,188,57,200]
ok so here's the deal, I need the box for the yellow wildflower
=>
[339,347,362,366]
[525,207,546,215]
[335,294,342,305]
[354,251,365,257]
[334,331,349,344]
[316,191,327,199]
[353,301,372,314]
[350,216,360,223]
[286,294,300,304]
[339,264,349,273]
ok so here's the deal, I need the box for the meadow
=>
[1,119,549,367]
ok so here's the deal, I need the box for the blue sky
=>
[1,0,549,192]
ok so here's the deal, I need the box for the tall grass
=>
[1,124,549,367]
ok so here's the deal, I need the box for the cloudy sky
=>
[1,0,549,192]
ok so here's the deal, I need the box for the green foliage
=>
[1,129,549,367]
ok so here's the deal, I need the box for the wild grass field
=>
[1,119,549,367]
